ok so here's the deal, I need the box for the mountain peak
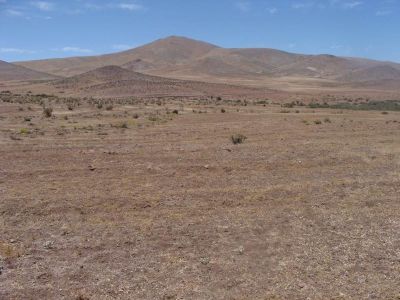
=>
[148,35,219,49]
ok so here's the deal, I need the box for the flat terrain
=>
[1,96,400,299]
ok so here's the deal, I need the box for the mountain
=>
[15,36,218,77]
[51,65,277,98]
[0,60,57,81]
[338,65,400,82]
[15,36,400,87]
[54,65,157,88]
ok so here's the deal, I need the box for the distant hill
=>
[16,36,218,77]
[0,60,58,81]
[52,65,277,98]
[14,36,400,89]
[338,65,400,82]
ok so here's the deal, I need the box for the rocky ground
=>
[0,95,400,299]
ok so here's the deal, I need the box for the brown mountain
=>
[16,36,218,77]
[51,65,277,98]
[15,36,400,86]
[0,60,57,81]
[338,65,400,82]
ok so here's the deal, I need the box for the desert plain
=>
[1,36,400,300]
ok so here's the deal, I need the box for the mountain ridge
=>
[11,36,400,86]
[0,59,59,81]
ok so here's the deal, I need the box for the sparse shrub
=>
[324,117,331,123]
[64,115,69,120]
[280,109,291,113]
[282,102,295,108]
[43,107,53,118]
[221,108,226,113]
[97,103,103,109]
[148,115,159,122]
[67,104,74,111]
[382,111,389,115]
[133,113,139,119]
[20,128,30,134]
[172,109,179,114]
[314,120,322,125]
[24,117,31,122]
[106,105,113,111]
[231,134,247,145]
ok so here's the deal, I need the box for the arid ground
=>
[1,94,399,299]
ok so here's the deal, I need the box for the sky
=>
[1,0,400,62]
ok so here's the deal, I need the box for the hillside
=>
[15,36,218,77]
[0,60,57,81]
[15,36,400,86]
[52,65,278,98]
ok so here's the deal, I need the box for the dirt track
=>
[1,99,400,299]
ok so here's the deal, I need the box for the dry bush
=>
[43,107,53,118]
[231,134,247,145]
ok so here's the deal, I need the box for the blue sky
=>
[1,0,399,62]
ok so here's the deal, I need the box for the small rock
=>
[88,165,96,171]
[204,165,209,169]
[43,241,54,249]
[200,257,210,265]
[236,246,244,255]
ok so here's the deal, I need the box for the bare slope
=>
[16,36,218,77]
[52,65,277,98]
[0,60,57,81]
[338,65,400,82]
[15,36,400,87]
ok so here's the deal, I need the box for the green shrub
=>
[20,128,30,134]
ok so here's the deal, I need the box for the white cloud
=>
[267,7,278,14]
[117,3,143,11]
[30,1,54,11]
[5,9,24,17]
[291,2,314,9]
[235,1,251,12]
[291,0,364,10]
[376,10,391,16]
[342,1,363,9]
[0,48,35,54]
[112,44,134,51]
[84,2,144,12]
[58,47,93,53]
